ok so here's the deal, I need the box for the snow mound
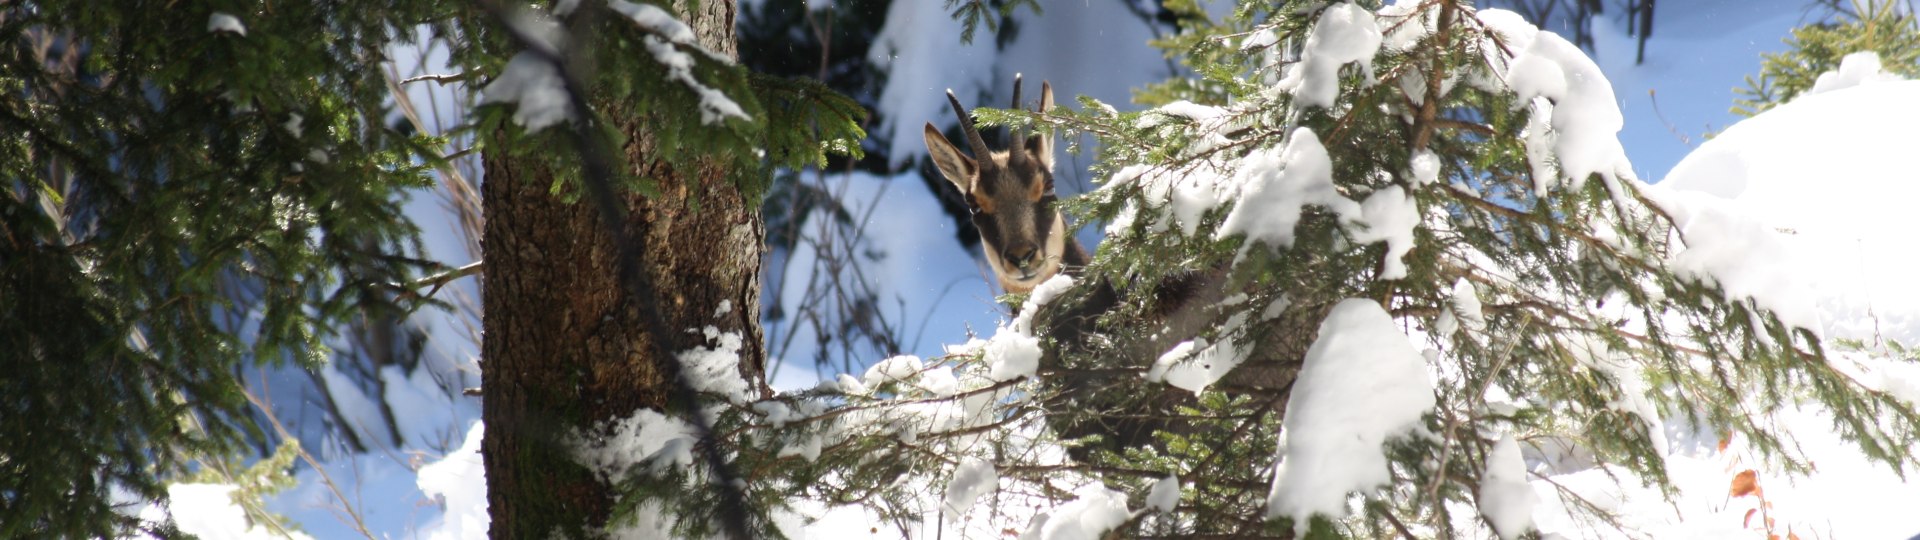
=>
[1660,79,1920,345]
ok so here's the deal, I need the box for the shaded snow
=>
[207,13,247,36]
[941,458,998,519]
[869,0,997,167]
[478,52,573,132]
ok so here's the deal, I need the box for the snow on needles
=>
[572,409,699,482]
[481,3,746,131]
[1267,299,1435,532]
[609,0,747,125]
[1477,434,1537,540]
[1217,128,1362,260]
[1494,9,1630,191]
[1277,3,1382,109]
[942,458,998,519]
[985,274,1073,382]
[1025,483,1133,540]
[479,52,573,132]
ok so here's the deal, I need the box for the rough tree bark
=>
[479,1,764,537]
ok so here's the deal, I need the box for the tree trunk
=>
[479,1,763,537]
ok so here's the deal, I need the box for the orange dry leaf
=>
[1730,470,1760,498]
[1744,508,1759,528]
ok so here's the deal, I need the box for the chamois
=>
[923,76,1087,294]
[924,80,1308,461]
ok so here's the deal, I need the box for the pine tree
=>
[658,1,1920,539]
[1015,1,1920,535]
[0,3,456,535]
[1,0,870,535]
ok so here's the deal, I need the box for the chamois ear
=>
[1030,81,1056,173]
[924,122,977,194]
[1025,133,1053,175]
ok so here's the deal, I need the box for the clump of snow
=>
[1012,274,1076,334]
[984,325,1042,382]
[208,12,247,36]
[1277,3,1382,109]
[1146,336,1246,395]
[679,326,752,403]
[915,366,961,396]
[1031,483,1132,540]
[1434,277,1486,338]
[1478,434,1537,540]
[1268,299,1436,531]
[572,409,698,481]
[832,373,870,395]
[1376,1,1432,52]
[1217,128,1361,260]
[479,52,574,132]
[1805,51,1899,97]
[1351,185,1419,279]
[418,422,488,540]
[1474,9,1539,47]
[862,354,925,389]
[1408,149,1440,185]
[609,0,697,44]
[1660,80,1920,344]
[979,274,1074,382]
[1497,13,1629,190]
[942,458,998,518]
[1145,475,1181,513]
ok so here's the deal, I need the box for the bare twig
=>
[241,381,378,540]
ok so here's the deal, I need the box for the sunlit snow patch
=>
[1267,299,1435,533]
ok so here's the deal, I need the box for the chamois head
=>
[924,76,1071,295]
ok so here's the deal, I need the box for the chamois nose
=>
[1006,244,1039,272]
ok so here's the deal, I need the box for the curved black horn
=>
[946,90,994,172]
[1008,74,1027,170]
